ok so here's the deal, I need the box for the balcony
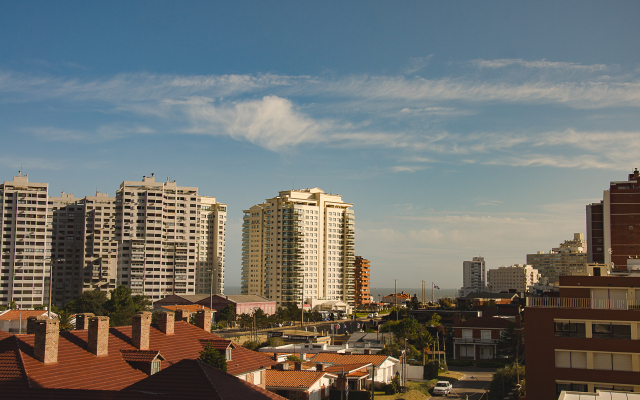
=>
[526,297,640,310]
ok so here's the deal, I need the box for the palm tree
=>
[56,309,75,331]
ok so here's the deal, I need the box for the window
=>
[554,322,586,338]
[592,323,631,339]
[151,360,161,375]
[481,330,491,340]
[555,351,587,369]
[462,329,472,339]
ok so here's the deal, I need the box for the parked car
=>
[373,312,379,317]
[433,381,452,396]
[367,313,374,318]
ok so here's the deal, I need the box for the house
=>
[265,368,337,400]
[0,309,56,333]
[310,352,400,388]
[526,275,640,399]
[153,294,277,316]
[346,332,394,350]
[381,291,411,307]
[322,363,372,392]
[0,308,278,398]
[452,316,515,360]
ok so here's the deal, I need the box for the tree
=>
[67,290,108,315]
[104,285,150,327]
[437,297,453,309]
[287,355,302,363]
[218,305,236,326]
[56,309,74,331]
[199,343,228,372]
[410,295,419,310]
[242,340,260,351]
[390,318,421,341]
[497,324,524,361]
[489,364,524,400]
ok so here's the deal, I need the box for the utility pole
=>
[370,364,376,400]
[431,282,434,304]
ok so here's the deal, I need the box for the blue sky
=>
[2,2,640,290]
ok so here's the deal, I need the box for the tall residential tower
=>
[242,188,355,306]
[459,256,486,297]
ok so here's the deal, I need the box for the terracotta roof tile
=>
[323,363,371,374]
[311,353,394,367]
[3,320,276,391]
[265,370,336,389]
[199,338,235,350]
[0,310,51,321]
[120,349,164,363]
[160,304,215,313]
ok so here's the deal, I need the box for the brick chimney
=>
[175,309,190,322]
[88,316,110,356]
[27,315,46,334]
[158,311,175,335]
[34,318,59,364]
[294,362,302,370]
[132,311,152,350]
[195,309,211,332]
[75,313,95,330]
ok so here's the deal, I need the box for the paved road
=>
[439,367,493,399]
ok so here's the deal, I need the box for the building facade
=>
[487,264,539,294]
[460,256,486,297]
[587,168,640,272]
[0,173,51,309]
[241,188,355,306]
[354,256,371,306]
[453,316,515,360]
[527,233,588,286]
[115,175,226,301]
[526,275,640,399]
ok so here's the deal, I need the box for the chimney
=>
[158,311,175,335]
[175,309,190,322]
[196,309,211,332]
[316,363,324,372]
[88,316,110,356]
[132,311,152,350]
[272,352,278,361]
[27,315,46,334]
[364,349,371,355]
[34,318,59,364]
[75,313,95,330]
[294,362,302,370]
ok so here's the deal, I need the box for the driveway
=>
[442,366,493,399]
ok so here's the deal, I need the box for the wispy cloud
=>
[471,58,610,72]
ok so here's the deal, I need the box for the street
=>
[437,367,493,399]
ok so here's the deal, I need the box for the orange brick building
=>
[355,256,371,306]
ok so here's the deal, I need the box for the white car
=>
[433,381,452,396]
[367,313,374,318]
[373,312,379,317]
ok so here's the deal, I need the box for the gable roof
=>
[0,321,276,392]
[310,353,396,367]
[213,295,274,304]
[455,316,513,329]
[120,349,165,363]
[199,339,236,350]
[323,363,372,374]
[265,370,336,389]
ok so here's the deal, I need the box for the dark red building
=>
[526,275,640,399]
[587,168,640,271]
[354,256,371,306]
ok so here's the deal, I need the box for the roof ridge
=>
[14,335,31,389]
[195,359,223,400]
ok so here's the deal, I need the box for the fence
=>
[526,297,640,310]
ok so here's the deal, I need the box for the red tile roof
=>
[265,370,336,389]
[0,310,51,321]
[0,321,275,392]
[323,363,372,374]
[311,353,395,367]
[199,338,235,350]
[120,349,164,363]
[0,330,29,390]
[160,304,215,313]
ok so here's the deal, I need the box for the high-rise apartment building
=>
[115,175,226,301]
[587,168,640,271]
[0,173,51,309]
[526,233,588,286]
[354,256,371,306]
[49,192,118,306]
[242,188,355,306]
[487,264,539,294]
[459,256,486,297]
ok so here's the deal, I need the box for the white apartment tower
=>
[526,233,588,286]
[115,175,226,301]
[242,188,355,306]
[460,256,486,297]
[0,173,51,309]
[487,264,540,294]
[49,191,118,306]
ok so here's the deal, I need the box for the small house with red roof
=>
[453,316,515,360]
[310,352,400,388]
[0,309,55,334]
[265,368,337,400]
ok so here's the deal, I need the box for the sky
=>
[2,2,640,290]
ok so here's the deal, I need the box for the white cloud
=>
[471,58,609,72]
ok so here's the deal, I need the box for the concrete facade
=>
[460,256,486,297]
[487,264,539,294]
[527,233,588,286]
[242,188,355,306]
[0,173,50,309]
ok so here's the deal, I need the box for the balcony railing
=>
[526,297,640,310]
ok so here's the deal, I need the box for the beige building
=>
[49,191,118,306]
[242,188,355,306]
[0,173,51,309]
[526,233,588,286]
[487,264,539,294]
[115,175,226,301]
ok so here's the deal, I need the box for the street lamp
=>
[48,258,64,318]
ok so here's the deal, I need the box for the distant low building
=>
[0,309,55,334]
[381,291,411,307]
[153,294,276,316]
[487,264,539,294]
